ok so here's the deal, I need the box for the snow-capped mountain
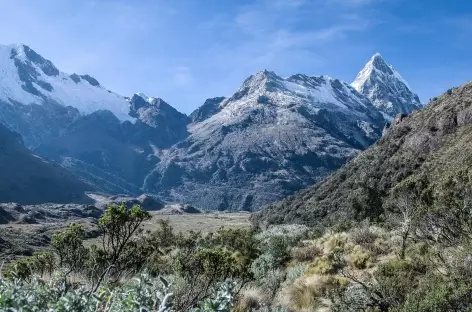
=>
[35,93,190,196]
[143,70,386,211]
[352,53,421,119]
[0,44,131,121]
[0,43,423,210]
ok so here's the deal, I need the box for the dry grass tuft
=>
[291,244,322,263]
[347,245,372,269]
[277,274,349,311]
[236,286,269,311]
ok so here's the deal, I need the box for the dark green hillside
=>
[0,124,92,204]
[253,81,472,227]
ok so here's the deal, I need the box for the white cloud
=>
[173,66,194,87]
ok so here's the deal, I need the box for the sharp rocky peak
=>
[129,92,188,126]
[242,70,282,87]
[132,93,177,111]
[371,53,395,75]
[351,52,421,118]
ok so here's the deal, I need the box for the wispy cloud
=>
[197,0,376,78]
[172,66,194,87]
[0,0,465,113]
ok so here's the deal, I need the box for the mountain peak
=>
[129,93,187,124]
[371,52,384,61]
[351,53,421,117]
[0,43,133,122]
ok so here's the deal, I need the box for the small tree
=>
[173,247,251,311]
[51,223,89,275]
[97,203,151,276]
[389,181,421,260]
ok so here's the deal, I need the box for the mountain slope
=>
[0,44,131,148]
[36,94,190,195]
[252,82,472,227]
[126,94,189,148]
[143,71,386,211]
[352,53,421,119]
[35,110,155,195]
[0,124,92,204]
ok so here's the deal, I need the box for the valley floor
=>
[0,208,250,262]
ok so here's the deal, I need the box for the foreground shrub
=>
[0,273,173,312]
[173,247,251,310]
[375,259,427,307]
[6,250,56,280]
[51,223,89,275]
[330,282,377,312]
[285,264,308,285]
[394,278,472,312]
[255,225,310,265]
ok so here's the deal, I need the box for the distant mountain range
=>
[0,43,422,209]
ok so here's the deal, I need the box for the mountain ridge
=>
[143,69,387,211]
[0,44,422,210]
[252,81,472,226]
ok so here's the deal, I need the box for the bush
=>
[351,226,378,246]
[6,250,56,280]
[209,228,259,261]
[285,264,308,284]
[395,278,472,312]
[307,257,335,275]
[173,247,251,310]
[375,259,427,308]
[51,223,89,275]
[291,245,321,262]
[251,253,278,279]
[235,286,268,311]
[347,245,372,270]
[0,273,174,312]
[330,282,377,312]
[322,233,347,255]
[258,269,286,298]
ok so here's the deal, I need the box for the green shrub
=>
[210,228,259,261]
[51,223,89,275]
[394,278,472,312]
[173,247,251,310]
[0,273,174,312]
[307,256,336,275]
[251,253,278,279]
[285,263,308,284]
[6,250,56,280]
[375,259,427,308]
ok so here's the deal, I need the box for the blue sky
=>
[0,0,470,113]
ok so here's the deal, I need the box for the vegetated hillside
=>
[253,82,472,227]
[0,124,92,204]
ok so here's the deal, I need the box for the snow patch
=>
[0,44,133,122]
